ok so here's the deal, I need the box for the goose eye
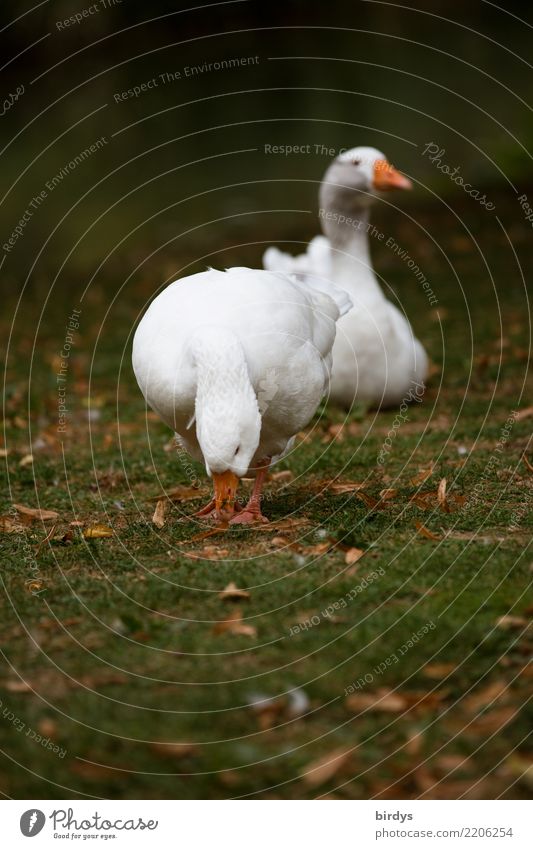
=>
[352,158,361,166]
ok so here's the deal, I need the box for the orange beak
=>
[213,470,239,522]
[373,159,413,191]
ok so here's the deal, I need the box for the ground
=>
[0,190,531,799]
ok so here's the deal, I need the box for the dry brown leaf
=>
[437,477,451,512]
[219,582,250,601]
[34,523,58,556]
[300,747,352,788]
[152,499,167,529]
[356,491,381,510]
[462,680,509,713]
[410,464,435,485]
[147,485,203,503]
[0,448,9,458]
[415,521,440,540]
[4,679,32,693]
[516,407,533,421]
[496,615,528,630]
[405,728,424,756]
[270,470,293,482]
[345,547,364,566]
[213,609,256,638]
[379,488,398,501]
[0,515,25,534]
[328,481,366,494]
[18,453,34,467]
[83,524,113,539]
[522,454,533,474]
[271,535,289,547]
[467,706,519,736]
[14,503,59,522]
[423,663,457,680]
[346,689,407,713]
[149,742,198,760]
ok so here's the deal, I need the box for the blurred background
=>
[1,0,532,287]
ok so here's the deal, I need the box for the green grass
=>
[0,191,532,800]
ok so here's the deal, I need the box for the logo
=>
[20,809,46,837]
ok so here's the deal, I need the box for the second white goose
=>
[264,146,428,409]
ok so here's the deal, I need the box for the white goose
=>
[132,267,351,523]
[264,146,428,409]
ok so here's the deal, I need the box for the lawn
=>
[0,189,531,800]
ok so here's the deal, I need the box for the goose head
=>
[319,146,412,240]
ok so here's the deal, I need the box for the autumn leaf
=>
[410,463,435,485]
[462,680,509,713]
[437,478,450,512]
[14,503,59,522]
[18,453,34,467]
[496,615,528,630]
[219,582,250,601]
[147,485,203,503]
[270,470,293,482]
[213,609,256,637]
[149,742,198,760]
[152,499,167,529]
[83,524,113,539]
[0,515,25,534]
[299,747,352,788]
[522,454,533,474]
[423,663,457,680]
[415,521,440,540]
[345,547,364,566]
[346,689,407,713]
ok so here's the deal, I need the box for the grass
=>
[0,190,532,800]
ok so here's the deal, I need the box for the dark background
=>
[1,0,532,288]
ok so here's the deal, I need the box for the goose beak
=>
[213,470,239,522]
[373,159,413,191]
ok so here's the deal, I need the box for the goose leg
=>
[229,458,271,525]
[194,497,243,520]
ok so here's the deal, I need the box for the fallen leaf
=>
[152,499,167,529]
[147,485,203,503]
[34,523,58,556]
[219,582,250,601]
[346,689,407,713]
[462,680,509,713]
[410,464,435,485]
[423,663,457,680]
[496,615,528,630]
[18,453,34,467]
[300,747,352,788]
[356,492,381,510]
[328,481,366,494]
[149,742,198,760]
[516,407,533,421]
[4,679,32,693]
[37,718,58,738]
[270,470,293,482]
[345,547,364,565]
[467,706,519,735]
[0,515,25,534]
[405,728,424,756]
[437,477,450,512]
[379,488,398,501]
[14,503,59,522]
[83,524,113,539]
[213,609,257,638]
[415,521,440,540]
[0,448,9,458]
[522,454,533,474]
